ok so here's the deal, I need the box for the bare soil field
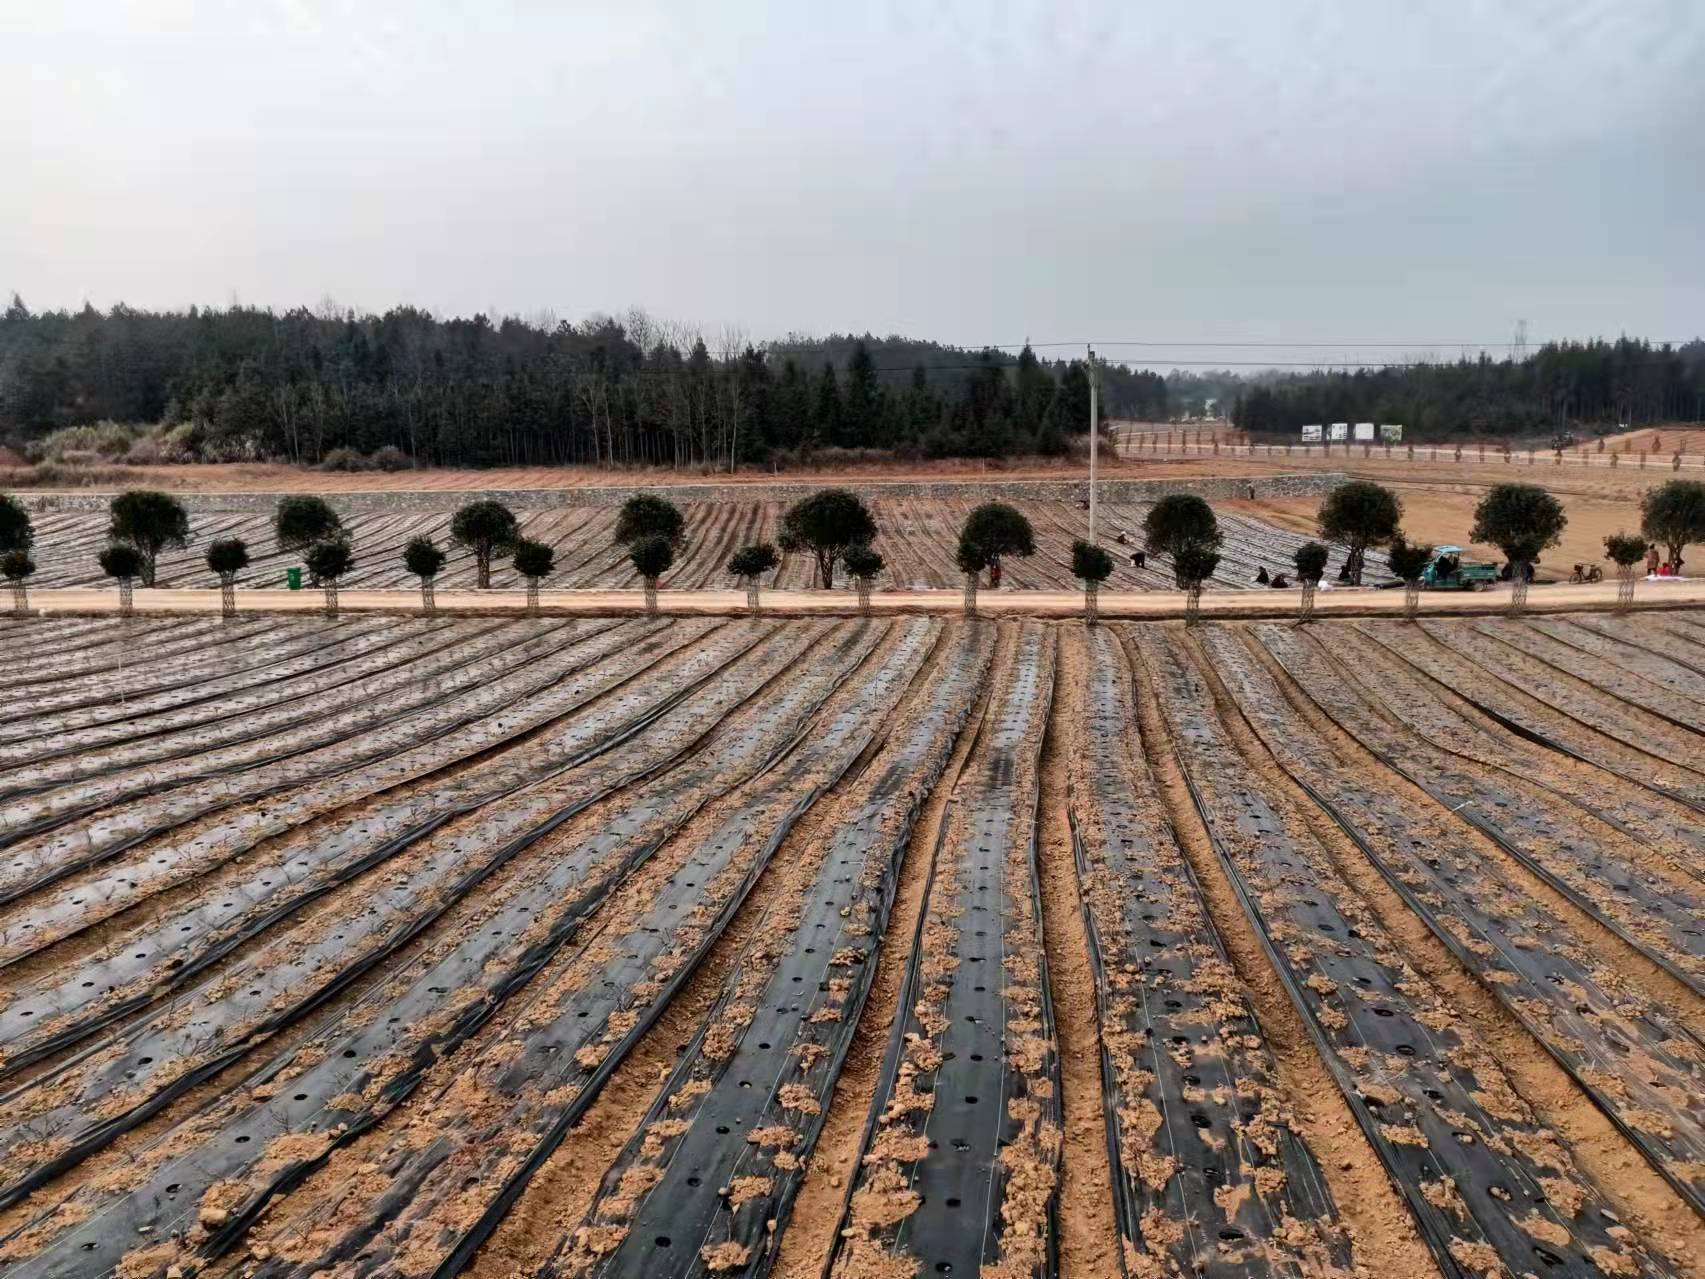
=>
[0,611,1701,1279]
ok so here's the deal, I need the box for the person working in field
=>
[1255,566,1269,585]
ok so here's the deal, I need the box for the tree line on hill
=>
[0,298,1169,470]
[1232,338,1705,441]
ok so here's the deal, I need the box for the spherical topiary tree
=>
[99,543,145,616]
[205,537,250,618]
[629,534,674,613]
[1173,541,1220,624]
[450,500,519,590]
[1292,541,1329,622]
[403,535,447,614]
[615,494,687,549]
[1603,531,1647,608]
[1071,539,1114,624]
[1386,537,1433,621]
[305,538,355,618]
[1317,480,1402,585]
[511,538,556,614]
[0,494,33,558]
[108,490,190,587]
[841,544,885,614]
[727,542,780,611]
[958,503,1035,589]
[273,496,344,565]
[1470,483,1567,611]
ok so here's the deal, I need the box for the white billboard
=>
[1380,423,1404,442]
[1328,422,1349,441]
[1353,421,1375,441]
[1301,424,1323,442]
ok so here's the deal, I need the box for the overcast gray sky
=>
[3,1,1701,360]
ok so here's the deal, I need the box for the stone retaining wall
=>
[16,471,1344,514]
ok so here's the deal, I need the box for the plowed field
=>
[20,498,1387,595]
[1,611,1701,1279]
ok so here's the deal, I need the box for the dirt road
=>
[15,579,1704,621]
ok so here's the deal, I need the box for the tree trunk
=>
[323,581,339,618]
[477,551,491,590]
[1084,581,1098,625]
[645,576,659,613]
[140,548,157,588]
[1299,580,1316,622]
[421,578,436,614]
[11,580,28,615]
[856,577,871,614]
[219,575,234,619]
[1403,581,1420,621]
[746,581,760,612]
[526,578,540,615]
[1509,572,1529,613]
[1185,583,1202,625]
[1617,567,1636,609]
[963,572,978,615]
[120,578,135,618]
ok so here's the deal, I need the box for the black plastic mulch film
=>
[1128,625,1659,1279]
[1349,619,1705,817]
[1071,626,1349,1277]
[544,622,994,1279]
[825,622,1060,1279]
[221,619,935,1279]
[0,620,779,1215]
[1239,624,1705,1217]
[0,615,524,796]
[0,620,658,914]
[1271,622,1705,994]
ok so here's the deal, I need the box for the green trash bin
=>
[286,566,303,590]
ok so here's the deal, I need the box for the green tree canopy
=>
[615,494,686,547]
[108,490,190,586]
[451,499,520,588]
[1470,483,1567,576]
[958,503,1036,569]
[1317,481,1402,584]
[0,494,33,554]
[727,542,780,581]
[1171,541,1220,591]
[2,550,34,582]
[841,544,884,581]
[273,496,343,553]
[305,537,355,584]
[512,538,556,581]
[99,543,144,581]
[629,534,675,582]
[1143,494,1222,557]
[1386,537,1433,584]
[778,488,877,589]
[1292,541,1330,584]
[403,535,447,581]
[1640,479,1705,570]
[205,537,250,579]
[1071,540,1114,585]
[1603,531,1647,569]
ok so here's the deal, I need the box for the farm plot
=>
[16,496,1373,594]
[0,610,1700,1279]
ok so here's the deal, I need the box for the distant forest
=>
[0,298,1160,468]
[1,296,1699,467]
[1232,338,1705,440]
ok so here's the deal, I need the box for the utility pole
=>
[1088,344,1098,544]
